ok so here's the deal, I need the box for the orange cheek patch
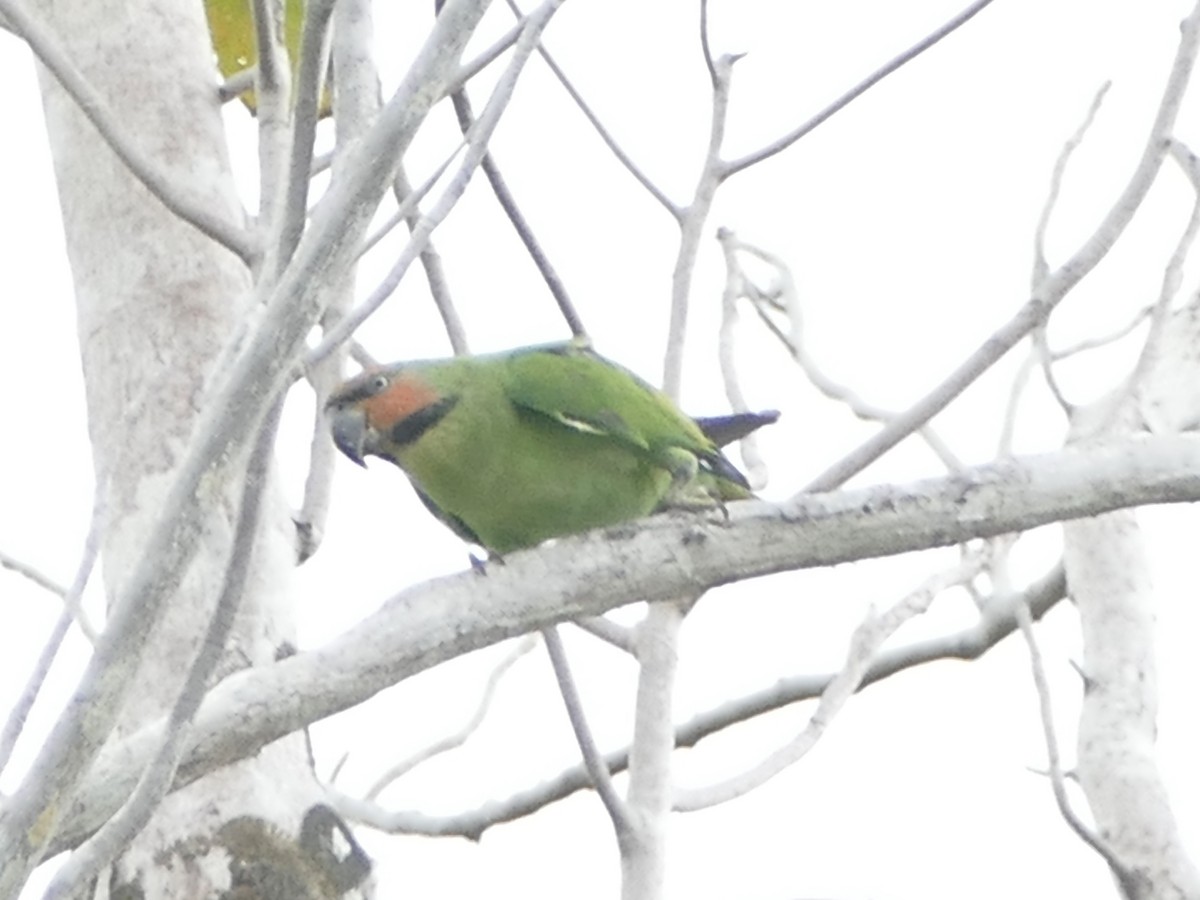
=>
[362,374,441,429]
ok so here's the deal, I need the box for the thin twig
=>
[502,0,678,217]
[674,556,984,812]
[444,19,524,96]
[275,0,337,270]
[0,552,99,643]
[699,0,718,87]
[572,617,636,655]
[250,0,294,248]
[357,146,464,261]
[43,401,284,899]
[998,308,1154,455]
[1013,597,1133,887]
[804,10,1200,492]
[251,0,287,103]
[1031,84,1112,414]
[721,0,998,178]
[716,230,771,487]
[448,84,586,338]
[722,229,963,473]
[306,2,562,367]
[0,0,256,263]
[1032,83,1111,285]
[0,487,105,779]
[541,628,630,833]
[391,165,471,355]
[294,0,383,563]
[663,53,739,400]
[333,566,1066,838]
[219,68,256,104]
[0,553,65,601]
[363,636,536,800]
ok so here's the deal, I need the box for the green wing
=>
[501,342,714,460]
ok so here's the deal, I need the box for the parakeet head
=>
[325,366,458,467]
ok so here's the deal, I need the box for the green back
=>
[500,343,717,463]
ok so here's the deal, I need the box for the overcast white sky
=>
[3,1,1200,898]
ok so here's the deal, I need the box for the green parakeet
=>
[326,341,776,554]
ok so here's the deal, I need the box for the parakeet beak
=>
[329,406,370,467]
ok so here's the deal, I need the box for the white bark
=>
[32,0,320,895]
[621,601,685,900]
[37,433,1200,858]
[1066,305,1200,898]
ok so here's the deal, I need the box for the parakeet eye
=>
[371,374,389,392]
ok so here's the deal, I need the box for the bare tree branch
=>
[1120,139,1200,432]
[329,564,1065,839]
[622,599,688,898]
[219,67,256,103]
[0,0,256,263]
[362,635,536,800]
[0,554,65,603]
[356,146,462,261]
[273,0,336,271]
[0,486,104,780]
[721,0,999,178]
[699,0,718,87]
[447,18,524,94]
[1013,593,1132,888]
[391,165,472,355]
[719,228,963,475]
[674,555,984,812]
[448,82,586,338]
[1032,83,1111,287]
[250,0,293,245]
[1030,85,1114,415]
[572,617,636,655]
[0,2,498,887]
[0,552,99,643]
[306,3,562,365]
[804,6,1200,493]
[41,434,1200,857]
[294,0,385,563]
[542,628,630,833]
[502,0,678,217]
[43,401,284,900]
[663,52,739,399]
[716,230,772,486]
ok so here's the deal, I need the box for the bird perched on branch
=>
[326,341,777,554]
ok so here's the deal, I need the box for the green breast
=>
[397,394,672,553]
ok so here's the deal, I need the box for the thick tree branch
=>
[0,2,498,889]
[330,563,1065,839]
[0,0,256,264]
[42,433,1200,855]
[44,401,284,899]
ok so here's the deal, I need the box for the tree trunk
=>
[34,0,354,894]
